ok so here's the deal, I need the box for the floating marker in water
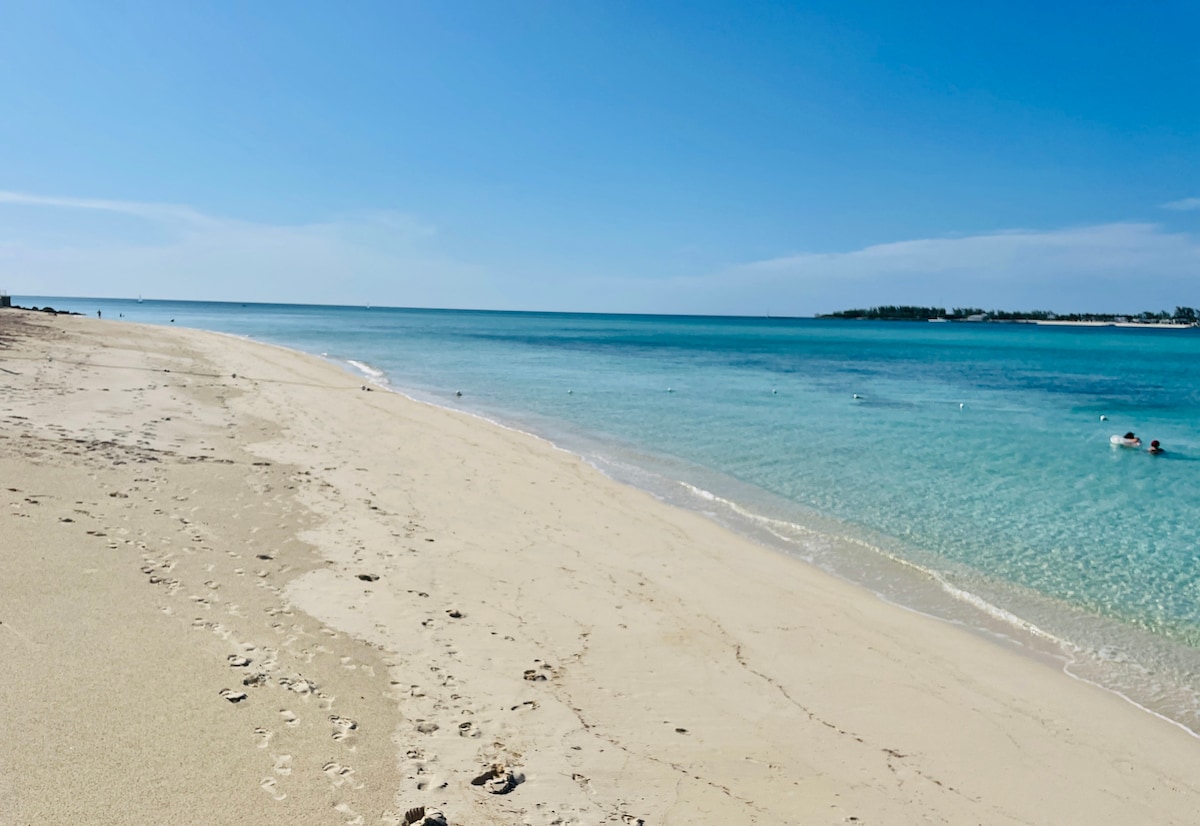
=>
[772,388,777,395]
[853,393,860,399]
[567,389,573,394]
[960,403,965,409]
[1100,415,1108,421]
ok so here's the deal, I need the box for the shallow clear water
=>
[23,296,1200,732]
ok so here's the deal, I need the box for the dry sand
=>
[2,311,1198,825]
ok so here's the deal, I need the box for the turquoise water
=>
[22,296,1200,732]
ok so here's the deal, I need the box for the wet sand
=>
[2,310,1198,825]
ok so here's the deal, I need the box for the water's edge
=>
[335,356,1200,739]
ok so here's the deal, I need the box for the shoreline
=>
[4,311,1200,824]
[221,334,1200,739]
[335,353,1200,739]
[1023,319,1197,328]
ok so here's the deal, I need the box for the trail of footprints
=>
[193,577,367,813]
[126,480,380,823]
[9,467,566,824]
[369,561,653,826]
[299,471,566,822]
[3,331,435,824]
[3,355,640,825]
[384,600,561,825]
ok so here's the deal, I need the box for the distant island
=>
[818,305,1198,326]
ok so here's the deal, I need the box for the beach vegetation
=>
[819,306,1199,324]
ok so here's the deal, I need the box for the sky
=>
[1,0,1197,315]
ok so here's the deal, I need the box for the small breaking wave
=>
[675,479,1200,736]
[677,482,1066,644]
[346,359,388,382]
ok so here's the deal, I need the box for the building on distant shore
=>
[0,290,11,308]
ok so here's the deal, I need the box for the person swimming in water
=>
[1148,440,1164,455]
[1114,431,1142,448]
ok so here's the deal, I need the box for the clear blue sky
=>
[1,1,1197,314]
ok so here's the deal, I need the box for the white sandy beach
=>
[1026,319,1196,328]
[2,310,1199,825]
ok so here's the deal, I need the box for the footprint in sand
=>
[260,777,286,801]
[527,802,603,826]
[253,727,274,748]
[333,801,365,825]
[278,675,318,695]
[322,761,364,790]
[272,753,293,776]
[401,751,448,794]
[238,663,268,685]
[330,715,358,742]
[280,709,300,727]
[219,689,248,703]
[414,773,448,792]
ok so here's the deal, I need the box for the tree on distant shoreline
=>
[818,305,1198,323]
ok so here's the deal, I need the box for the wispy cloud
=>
[743,223,1197,278]
[0,190,478,307]
[0,190,215,228]
[0,189,436,237]
[591,223,1200,316]
[3,190,1198,315]
[1161,197,1200,211]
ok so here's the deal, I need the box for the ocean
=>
[20,296,1200,734]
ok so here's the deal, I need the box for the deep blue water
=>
[20,296,1200,732]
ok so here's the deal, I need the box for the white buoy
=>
[567,389,573,394]
[1100,415,1107,421]
[772,388,777,395]
[960,402,965,410]
[853,394,860,400]
[667,388,674,393]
